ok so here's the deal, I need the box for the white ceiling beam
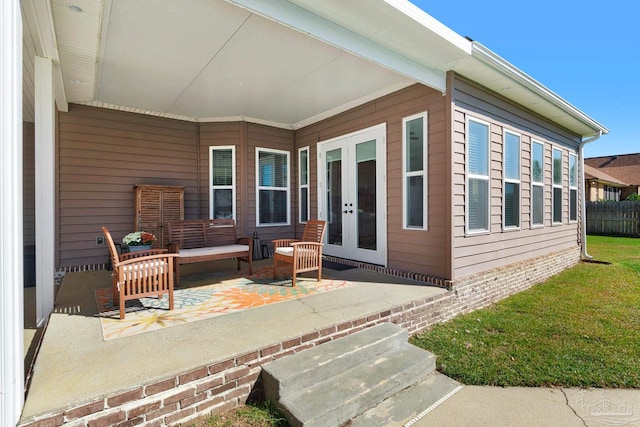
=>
[225,0,446,93]
[21,0,68,112]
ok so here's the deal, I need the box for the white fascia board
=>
[22,0,68,112]
[471,42,608,137]
[225,0,446,93]
[382,0,471,54]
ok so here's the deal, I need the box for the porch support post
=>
[0,0,25,424]
[35,56,56,326]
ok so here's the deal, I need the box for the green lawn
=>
[410,235,640,388]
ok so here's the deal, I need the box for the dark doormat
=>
[322,260,357,271]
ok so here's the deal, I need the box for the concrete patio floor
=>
[20,259,446,424]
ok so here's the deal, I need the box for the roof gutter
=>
[579,131,603,260]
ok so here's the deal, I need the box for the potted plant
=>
[122,231,157,251]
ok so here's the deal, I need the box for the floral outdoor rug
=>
[95,265,354,340]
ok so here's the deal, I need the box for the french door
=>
[317,124,387,265]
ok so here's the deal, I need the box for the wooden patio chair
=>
[102,227,178,319]
[272,220,327,286]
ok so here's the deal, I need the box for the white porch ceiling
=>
[45,0,451,129]
[22,0,607,136]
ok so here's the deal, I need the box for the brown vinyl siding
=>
[57,105,198,268]
[296,84,450,279]
[199,121,296,246]
[247,123,296,246]
[199,122,244,231]
[452,75,582,279]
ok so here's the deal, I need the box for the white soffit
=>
[50,0,101,103]
[95,0,413,127]
[42,0,606,135]
[172,13,408,125]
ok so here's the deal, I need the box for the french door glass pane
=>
[357,140,376,250]
[326,148,342,246]
[212,189,233,219]
[407,175,424,228]
[469,178,489,231]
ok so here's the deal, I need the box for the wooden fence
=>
[586,201,640,236]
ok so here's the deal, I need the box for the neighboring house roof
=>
[21,0,608,137]
[585,153,640,185]
[584,164,629,187]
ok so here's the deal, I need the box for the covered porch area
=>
[20,259,450,426]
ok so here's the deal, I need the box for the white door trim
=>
[317,123,387,266]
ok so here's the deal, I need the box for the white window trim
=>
[402,111,428,230]
[466,116,491,235]
[569,152,578,223]
[502,130,521,230]
[298,146,310,224]
[209,146,236,221]
[552,147,563,225]
[256,147,291,227]
[531,140,545,228]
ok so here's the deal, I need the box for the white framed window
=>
[552,147,563,224]
[466,117,491,234]
[209,146,235,220]
[298,146,310,223]
[256,147,290,226]
[569,153,578,222]
[402,112,428,230]
[531,140,545,227]
[503,130,521,229]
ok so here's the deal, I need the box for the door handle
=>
[343,210,353,214]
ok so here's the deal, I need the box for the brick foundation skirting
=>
[22,246,580,427]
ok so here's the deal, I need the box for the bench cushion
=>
[179,245,249,258]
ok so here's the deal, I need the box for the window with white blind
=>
[209,146,235,220]
[402,112,428,230]
[552,148,563,224]
[569,153,578,222]
[298,147,310,223]
[466,117,490,233]
[256,147,290,226]
[531,141,544,226]
[503,131,520,229]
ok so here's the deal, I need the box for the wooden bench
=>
[167,219,253,284]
